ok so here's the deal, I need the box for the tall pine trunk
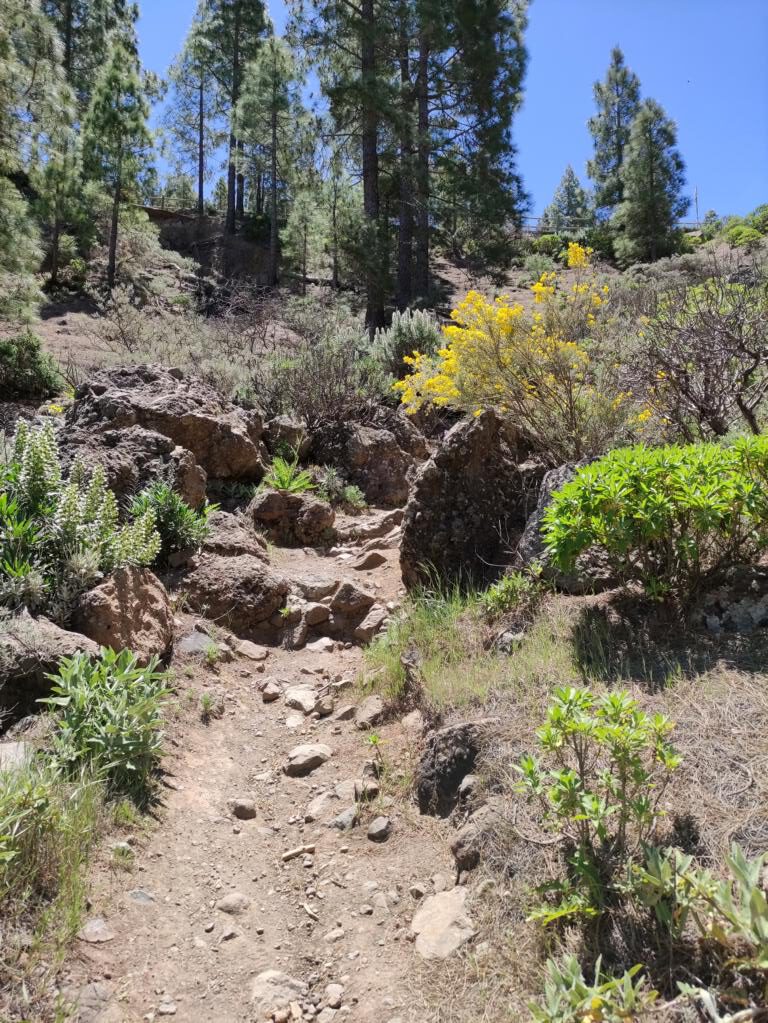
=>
[268,101,278,286]
[396,10,414,311]
[236,139,245,216]
[331,182,340,290]
[107,151,122,292]
[197,70,205,217]
[361,0,384,335]
[225,6,241,234]
[413,27,430,302]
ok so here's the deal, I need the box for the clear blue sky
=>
[137,0,768,217]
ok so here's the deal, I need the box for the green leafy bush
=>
[533,233,564,257]
[746,203,768,235]
[543,440,768,604]
[481,570,541,619]
[130,480,215,566]
[372,308,442,377]
[724,224,763,250]
[523,253,557,281]
[0,424,160,621]
[630,843,768,970]
[516,686,680,921]
[0,330,61,400]
[263,453,315,494]
[316,466,367,510]
[41,648,170,801]
[531,956,654,1023]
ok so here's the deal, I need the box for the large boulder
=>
[411,889,476,961]
[515,462,615,594]
[263,415,311,459]
[62,425,207,508]
[66,365,265,481]
[400,411,543,590]
[73,566,174,664]
[183,553,289,633]
[365,405,430,460]
[249,489,335,547]
[201,510,268,560]
[0,614,99,723]
[310,423,415,508]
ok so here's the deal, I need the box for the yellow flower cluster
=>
[394,245,631,462]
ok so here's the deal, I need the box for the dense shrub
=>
[372,308,442,377]
[130,480,214,566]
[0,178,43,322]
[725,224,763,250]
[0,330,61,400]
[316,466,367,510]
[531,956,653,1023]
[543,439,768,603]
[523,252,557,281]
[251,338,394,429]
[0,424,160,621]
[533,233,564,257]
[396,244,630,463]
[41,648,170,801]
[746,202,768,235]
[635,263,768,440]
[517,686,680,923]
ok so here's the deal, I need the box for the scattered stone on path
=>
[284,686,318,715]
[333,704,356,722]
[157,1001,177,1016]
[77,918,116,944]
[411,889,476,960]
[261,680,282,703]
[215,891,251,915]
[284,743,332,777]
[330,807,357,831]
[229,797,257,820]
[317,1009,338,1023]
[305,791,337,823]
[236,639,269,661]
[324,926,345,943]
[251,971,308,1017]
[282,844,316,863]
[306,637,335,654]
[324,984,345,1009]
[367,816,392,842]
[351,551,387,571]
[314,693,335,717]
[304,602,331,626]
[355,695,384,730]
[128,889,156,904]
[409,883,427,900]
[353,605,389,643]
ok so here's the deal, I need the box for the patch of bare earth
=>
[56,539,455,1023]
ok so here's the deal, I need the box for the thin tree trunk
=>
[413,26,430,301]
[331,181,340,290]
[361,0,384,335]
[268,103,279,286]
[197,70,205,217]
[302,224,308,296]
[225,6,241,234]
[396,8,414,311]
[236,139,245,216]
[107,153,122,292]
[51,215,60,285]
[63,0,73,74]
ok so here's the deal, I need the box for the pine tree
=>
[40,0,134,110]
[587,46,641,215]
[162,3,224,216]
[541,165,593,235]
[82,39,152,290]
[238,36,304,285]
[281,189,326,294]
[202,0,268,233]
[612,98,689,264]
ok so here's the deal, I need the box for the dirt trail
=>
[59,530,455,1023]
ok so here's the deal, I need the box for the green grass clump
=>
[263,452,315,493]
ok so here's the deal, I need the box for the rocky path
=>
[60,528,459,1023]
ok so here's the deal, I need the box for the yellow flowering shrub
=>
[395,244,630,463]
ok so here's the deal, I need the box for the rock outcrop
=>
[66,365,265,481]
[74,566,174,664]
[183,553,289,634]
[400,411,543,590]
[0,614,99,723]
[415,720,498,816]
[310,423,415,508]
[249,490,335,547]
[62,424,207,507]
[515,461,615,594]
